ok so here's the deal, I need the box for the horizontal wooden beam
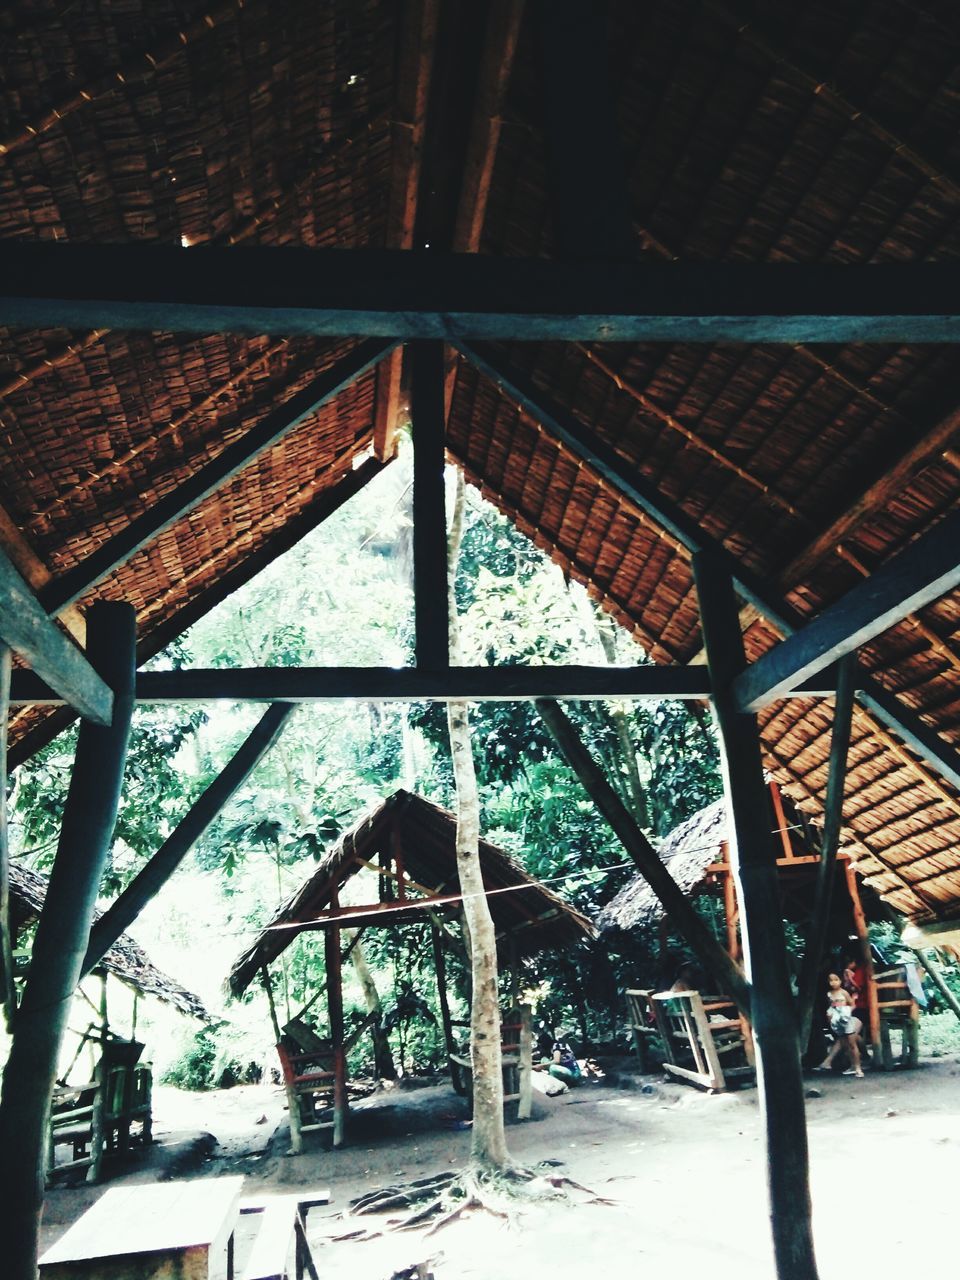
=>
[11,664,710,704]
[7,663,857,706]
[40,338,396,615]
[462,343,960,800]
[735,510,960,712]
[0,548,112,725]
[4,245,960,343]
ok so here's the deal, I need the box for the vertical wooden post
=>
[325,892,346,1148]
[517,1003,533,1120]
[769,782,794,860]
[797,654,857,1047]
[431,918,457,1062]
[263,965,302,1155]
[410,340,449,671]
[0,644,14,1030]
[0,601,135,1280]
[721,849,740,964]
[508,931,521,1005]
[693,552,819,1280]
[845,861,881,1061]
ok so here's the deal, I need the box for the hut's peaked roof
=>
[10,861,209,1021]
[597,801,729,935]
[229,789,596,996]
[3,3,960,926]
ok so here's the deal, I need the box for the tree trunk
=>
[0,603,135,1280]
[447,468,509,1168]
[594,612,650,827]
[348,931,397,1080]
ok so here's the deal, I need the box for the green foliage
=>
[161,1024,261,1090]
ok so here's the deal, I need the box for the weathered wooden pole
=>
[411,340,449,672]
[845,861,881,1059]
[430,918,458,1064]
[797,653,857,1047]
[324,891,346,1148]
[536,697,752,1015]
[692,551,819,1280]
[0,601,135,1280]
[82,702,294,977]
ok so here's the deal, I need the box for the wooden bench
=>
[238,1189,328,1280]
[48,1039,152,1183]
[39,1175,244,1280]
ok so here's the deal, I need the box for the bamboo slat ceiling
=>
[2,1,960,924]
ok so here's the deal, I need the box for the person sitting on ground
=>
[547,1029,582,1086]
[815,973,864,1077]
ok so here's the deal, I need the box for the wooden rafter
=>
[734,509,960,712]
[0,504,85,644]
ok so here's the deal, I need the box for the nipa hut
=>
[228,788,594,1149]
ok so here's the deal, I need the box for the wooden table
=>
[39,1176,245,1280]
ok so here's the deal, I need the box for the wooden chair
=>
[645,990,754,1092]
[276,1020,338,1141]
[874,964,920,1069]
[450,1003,533,1119]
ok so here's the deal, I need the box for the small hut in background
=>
[9,861,210,1181]
[599,783,919,1077]
[228,789,595,1151]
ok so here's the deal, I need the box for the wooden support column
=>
[844,860,881,1060]
[325,890,346,1148]
[82,703,295,976]
[410,340,449,671]
[537,697,752,1015]
[431,917,458,1063]
[0,644,14,1028]
[692,551,819,1280]
[0,601,135,1280]
[798,655,857,1047]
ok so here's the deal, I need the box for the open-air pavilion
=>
[228,788,594,1150]
[2,3,960,1277]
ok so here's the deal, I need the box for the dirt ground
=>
[41,1052,960,1279]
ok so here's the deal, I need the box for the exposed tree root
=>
[333,1161,615,1243]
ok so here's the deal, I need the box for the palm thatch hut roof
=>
[597,801,730,936]
[229,788,596,997]
[10,861,210,1021]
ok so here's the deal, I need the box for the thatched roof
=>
[10,861,209,1021]
[2,3,960,926]
[229,789,596,997]
[597,801,729,935]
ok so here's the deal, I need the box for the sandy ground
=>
[40,1053,960,1279]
